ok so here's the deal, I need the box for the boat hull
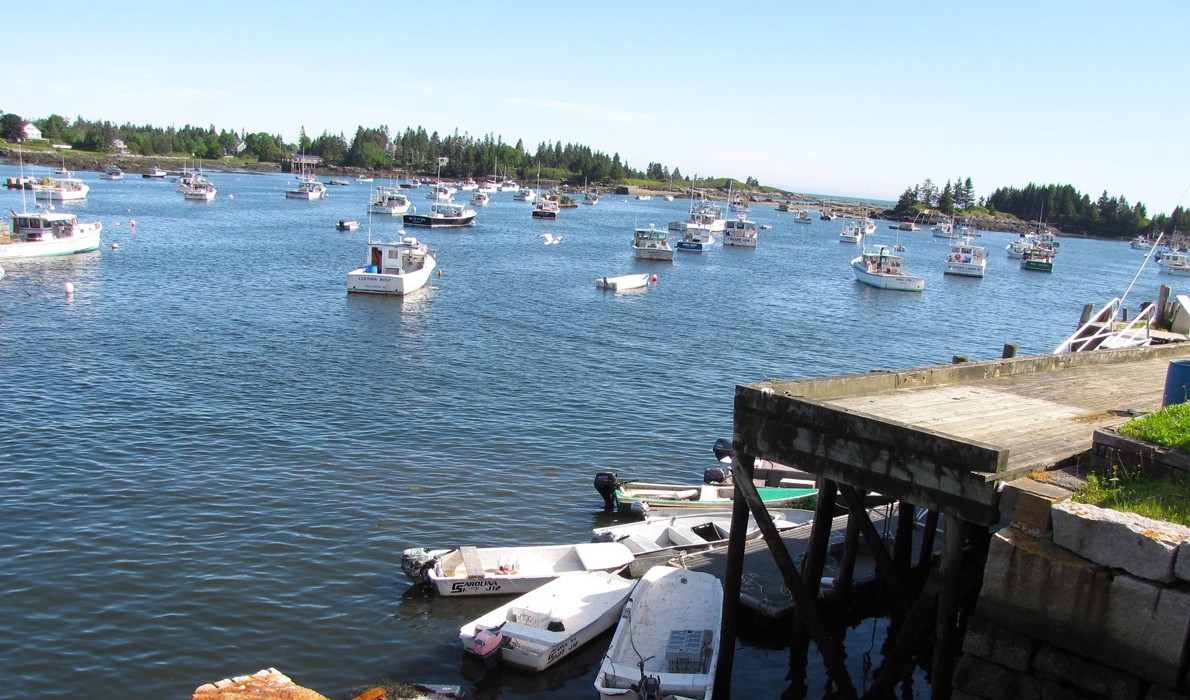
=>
[403,213,476,228]
[944,262,986,278]
[596,274,650,291]
[346,263,434,295]
[595,566,721,700]
[421,542,633,597]
[459,571,635,672]
[634,247,674,261]
[851,260,925,291]
[1021,260,1053,272]
[613,482,815,510]
[0,224,102,259]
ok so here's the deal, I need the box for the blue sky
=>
[5,1,1188,212]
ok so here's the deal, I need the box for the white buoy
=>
[64,282,74,296]
[111,242,119,249]
[228,194,234,199]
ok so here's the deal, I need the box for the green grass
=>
[1073,465,1190,526]
[1117,403,1190,451]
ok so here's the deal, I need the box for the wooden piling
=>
[1158,285,1171,327]
[788,480,840,691]
[918,510,940,569]
[1001,343,1017,359]
[1079,302,1096,326]
[713,451,755,700]
[731,456,858,699]
[930,516,968,700]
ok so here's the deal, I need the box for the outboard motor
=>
[712,437,735,462]
[471,628,505,667]
[703,465,730,484]
[400,548,438,582]
[594,471,620,511]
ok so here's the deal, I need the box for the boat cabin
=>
[10,212,78,241]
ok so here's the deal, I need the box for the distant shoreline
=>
[0,147,1115,240]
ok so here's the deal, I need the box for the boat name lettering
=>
[546,637,579,662]
[449,580,504,593]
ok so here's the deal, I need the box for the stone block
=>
[1052,500,1189,583]
[1146,684,1190,700]
[1033,644,1144,700]
[1000,479,1071,538]
[1041,679,1103,700]
[952,654,1042,700]
[961,615,1035,672]
[1176,542,1190,584]
[977,529,1190,688]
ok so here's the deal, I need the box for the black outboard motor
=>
[703,465,730,484]
[594,471,620,511]
[712,437,735,462]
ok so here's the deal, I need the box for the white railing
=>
[1053,297,1156,353]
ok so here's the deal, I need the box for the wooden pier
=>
[713,343,1190,700]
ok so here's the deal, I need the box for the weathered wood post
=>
[788,479,839,692]
[894,501,916,580]
[1157,285,1171,327]
[931,516,968,700]
[714,451,756,700]
[1001,343,1017,359]
[917,510,940,568]
[1078,302,1096,326]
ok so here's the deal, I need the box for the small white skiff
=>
[595,273,650,291]
[591,509,814,557]
[402,542,634,597]
[460,570,636,672]
[594,566,721,700]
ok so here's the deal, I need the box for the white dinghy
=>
[595,273,651,291]
[402,542,633,597]
[594,566,722,700]
[459,570,637,672]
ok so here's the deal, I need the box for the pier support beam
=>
[727,454,858,700]
[930,517,968,700]
[788,480,839,693]
[714,453,756,700]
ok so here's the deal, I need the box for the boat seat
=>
[459,546,485,578]
[623,533,664,554]
[500,621,560,647]
[664,527,707,547]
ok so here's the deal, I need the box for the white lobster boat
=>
[633,224,674,261]
[345,235,436,295]
[368,187,413,215]
[852,245,925,291]
[33,177,89,201]
[943,238,987,278]
[2,210,102,259]
[460,571,636,672]
[722,216,758,248]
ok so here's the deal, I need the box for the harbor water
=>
[0,167,1175,699]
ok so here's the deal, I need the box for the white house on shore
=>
[21,123,42,141]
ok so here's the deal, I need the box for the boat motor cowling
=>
[712,437,735,462]
[594,471,620,511]
[703,465,730,484]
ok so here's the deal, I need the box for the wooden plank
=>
[459,546,484,578]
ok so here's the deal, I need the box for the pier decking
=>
[733,343,1190,526]
[716,343,1190,699]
